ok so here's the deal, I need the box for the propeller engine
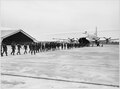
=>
[103,37,111,44]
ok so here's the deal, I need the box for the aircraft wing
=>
[99,38,119,40]
[110,38,119,40]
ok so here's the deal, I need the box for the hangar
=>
[1,29,37,45]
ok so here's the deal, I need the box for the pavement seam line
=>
[1,73,119,88]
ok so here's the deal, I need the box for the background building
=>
[1,29,37,45]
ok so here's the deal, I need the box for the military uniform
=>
[17,44,21,55]
[2,43,8,56]
[11,43,16,55]
[24,44,27,54]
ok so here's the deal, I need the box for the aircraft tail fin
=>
[94,27,97,36]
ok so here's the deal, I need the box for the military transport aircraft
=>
[53,27,119,46]
[83,27,119,45]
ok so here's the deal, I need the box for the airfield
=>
[1,44,119,89]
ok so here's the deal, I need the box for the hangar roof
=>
[1,29,37,42]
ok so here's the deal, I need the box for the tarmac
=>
[1,45,119,89]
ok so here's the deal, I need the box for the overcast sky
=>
[1,0,120,40]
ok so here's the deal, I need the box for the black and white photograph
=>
[0,0,120,89]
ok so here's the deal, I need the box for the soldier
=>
[24,44,27,54]
[29,43,32,53]
[61,43,64,50]
[11,42,16,55]
[41,42,45,52]
[16,44,21,55]
[2,43,8,56]
[1,43,3,56]
[31,42,36,55]
[36,43,40,53]
[63,43,66,49]
[39,42,42,52]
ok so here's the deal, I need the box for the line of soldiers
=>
[1,42,88,57]
[1,42,28,56]
[28,42,83,54]
[1,38,90,57]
